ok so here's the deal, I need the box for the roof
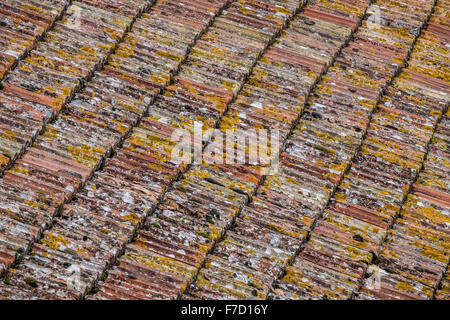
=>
[0,0,449,300]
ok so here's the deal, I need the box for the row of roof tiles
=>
[0,0,152,277]
[0,0,230,293]
[88,0,381,300]
[181,0,375,300]
[356,0,450,298]
[436,268,450,300]
[0,0,300,299]
[358,105,450,299]
[0,0,161,79]
[88,0,307,300]
[73,0,362,298]
[272,0,449,300]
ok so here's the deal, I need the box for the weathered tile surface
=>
[0,0,448,300]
